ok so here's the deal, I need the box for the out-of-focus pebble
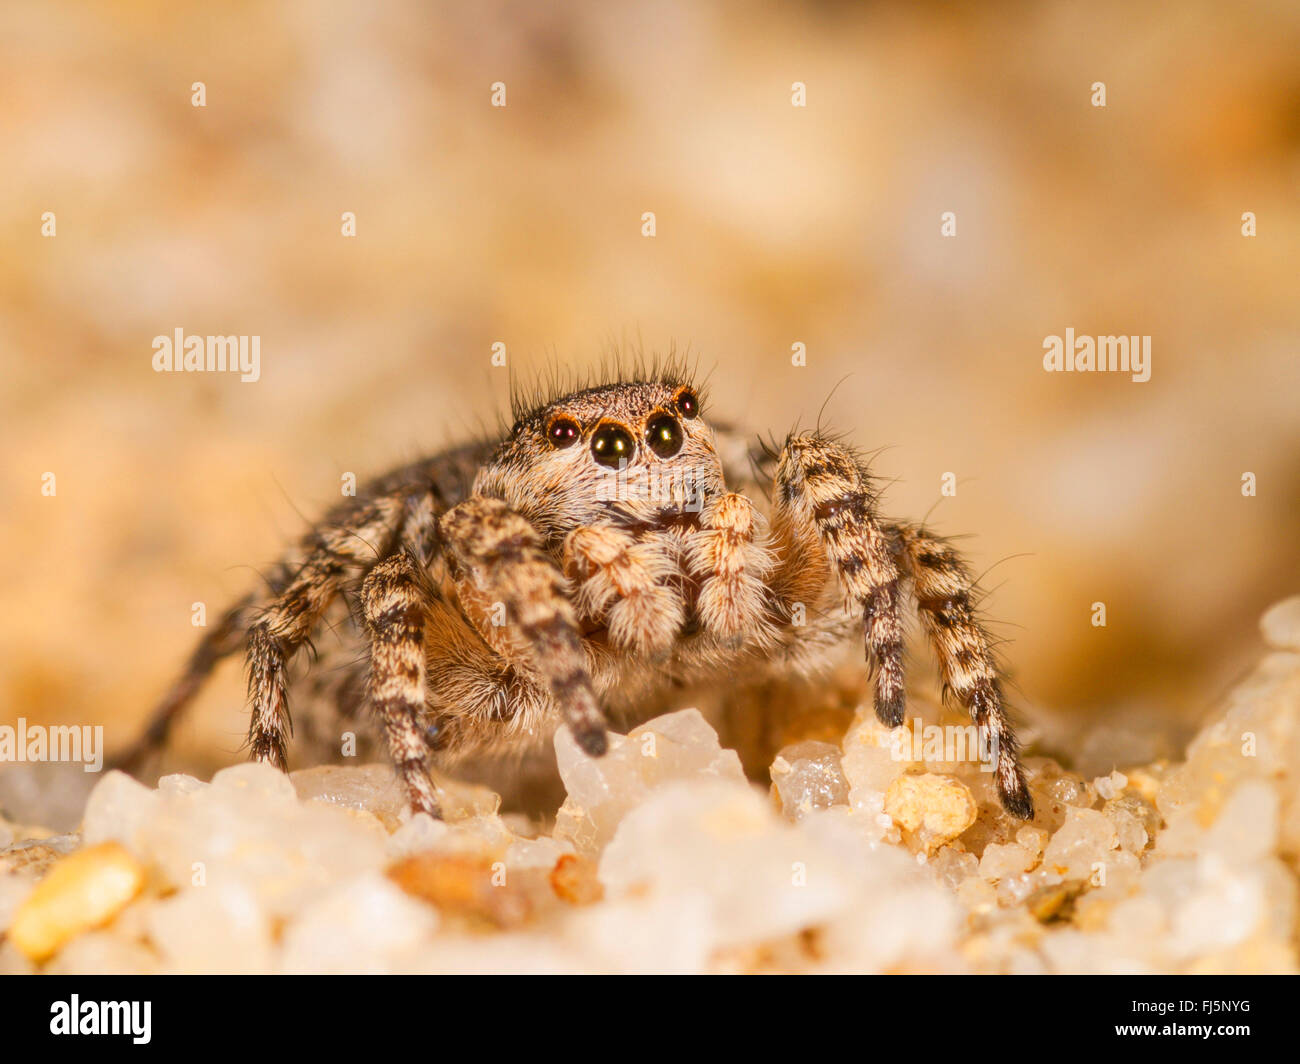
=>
[8,842,145,962]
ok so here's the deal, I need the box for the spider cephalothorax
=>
[116,359,1035,820]
[478,378,726,541]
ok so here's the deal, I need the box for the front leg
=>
[564,525,684,657]
[772,433,907,726]
[440,496,608,756]
[685,492,775,644]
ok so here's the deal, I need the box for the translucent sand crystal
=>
[770,741,849,820]
[979,842,1036,881]
[553,708,745,854]
[279,873,439,974]
[598,780,852,953]
[145,882,272,974]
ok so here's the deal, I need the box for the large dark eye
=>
[590,423,635,468]
[675,388,699,420]
[646,414,683,458]
[547,417,580,449]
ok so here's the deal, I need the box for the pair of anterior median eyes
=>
[546,388,700,468]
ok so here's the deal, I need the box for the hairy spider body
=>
[116,363,1034,820]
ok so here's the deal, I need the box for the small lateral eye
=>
[674,388,699,420]
[547,417,581,449]
[646,414,683,459]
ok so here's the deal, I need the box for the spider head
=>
[480,378,726,537]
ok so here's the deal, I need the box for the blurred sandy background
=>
[1,0,1298,779]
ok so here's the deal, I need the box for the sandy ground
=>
[3,597,1298,974]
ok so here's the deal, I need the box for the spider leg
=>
[361,551,441,817]
[773,433,906,726]
[564,525,684,655]
[246,496,405,769]
[888,522,1033,819]
[440,495,607,755]
[685,492,774,643]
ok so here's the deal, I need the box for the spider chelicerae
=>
[116,358,1034,820]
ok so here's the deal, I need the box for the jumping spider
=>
[117,360,1034,819]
